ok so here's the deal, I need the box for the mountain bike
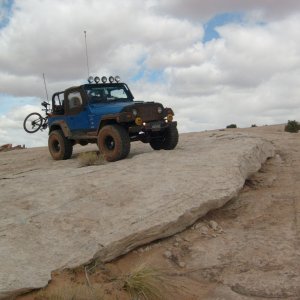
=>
[23,101,50,133]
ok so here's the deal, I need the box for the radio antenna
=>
[42,73,49,102]
[84,30,90,78]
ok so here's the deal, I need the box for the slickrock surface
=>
[0,131,274,299]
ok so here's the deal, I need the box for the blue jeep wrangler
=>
[47,76,178,162]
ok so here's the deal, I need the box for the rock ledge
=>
[0,132,274,299]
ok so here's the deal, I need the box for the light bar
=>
[87,75,121,84]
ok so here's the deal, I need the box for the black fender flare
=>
[49,120,71,137]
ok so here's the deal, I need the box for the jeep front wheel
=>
[150,126,179,151]
[98,125,130,162]
[162,125,179,150]
[149,138,164,150]
[48,130,73,160]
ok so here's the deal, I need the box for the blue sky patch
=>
[130,69,164,83]
[130,68,145,82]
[0,0,14,29]
[203,12,244,43]
[0,94,38,114]
[147,69,164,82]
[130,57,164,83]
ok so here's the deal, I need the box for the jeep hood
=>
[88,101,142,115]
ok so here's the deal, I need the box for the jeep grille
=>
[124,103,163,122]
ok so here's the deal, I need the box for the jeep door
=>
[65,89,90,132]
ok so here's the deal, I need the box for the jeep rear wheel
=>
[48,130,73,160]
[98,125,130,162]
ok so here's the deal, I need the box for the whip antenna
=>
[42,73,49,102]
[84,30,90,78]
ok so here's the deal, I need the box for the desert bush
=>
[36,283,104,300]
[284,120,300,133]
[78,151,104,167]
[122,265,174,300]
[226,124,237,128]
[251,124,257,127]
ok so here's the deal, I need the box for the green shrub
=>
[284,120,300,133]
[226,124,237,128]
[78,151,104,167]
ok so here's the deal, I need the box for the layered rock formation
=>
[0,132,274,299]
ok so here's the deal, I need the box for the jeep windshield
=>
[85,84,133,103]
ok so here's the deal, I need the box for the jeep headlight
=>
[167,114,173,122]
[94,76,100,83]
[109,76,115,83]
[88,76,94,83]
[157,106,162,114]
[135,117,143,126]
[101,76,107,83]
[132,109,138,116]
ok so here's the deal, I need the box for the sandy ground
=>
[15,125,300,299]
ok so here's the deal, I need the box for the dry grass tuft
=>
[36,282,104,300]
[78,151,104,167]
[122,265,175,300]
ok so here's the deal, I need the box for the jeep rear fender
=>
[49,120,71,137]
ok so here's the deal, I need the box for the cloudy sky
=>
[1,0,300,147]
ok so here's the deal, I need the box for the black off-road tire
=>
[149,125,179,151]
[23,112,43,133]
[98,125,130,162]
[48,130,73,160]
[79,141,89,146]
[162,125,179,150]
[149,138,164,150]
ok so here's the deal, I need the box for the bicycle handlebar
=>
[41,101,50,107]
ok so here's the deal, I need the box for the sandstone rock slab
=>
[0,132,274,298]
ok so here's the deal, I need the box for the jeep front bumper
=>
[128,120,177,133]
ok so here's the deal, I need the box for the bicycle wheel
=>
[23,112,43,133]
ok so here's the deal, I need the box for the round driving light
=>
[115,76,121,83]
[101,76,107,83]
[88,76,94,83]
[135,117,143,126]
[132,109,138,116]
[167,114,173,122]
[109,76,114,83]
[94,76,100,83]
[157,106,162,114]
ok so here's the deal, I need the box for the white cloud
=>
[133,16,300,131]
[0,104,47,147]
[0,0,201,95]
[155,0,300,21]
[1,0,300,148]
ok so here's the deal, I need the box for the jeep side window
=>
[52,92,64,114]
[68,92,82,110]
